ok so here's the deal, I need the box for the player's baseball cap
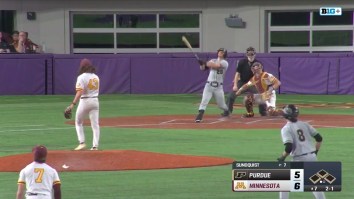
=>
[80,58,92,67]
[32,145,47,163]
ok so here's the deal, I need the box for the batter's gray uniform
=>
[199,58,229,111]
[195,48,229,122]
[279,121,326,199]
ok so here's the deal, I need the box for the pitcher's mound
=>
[0,150,234,172]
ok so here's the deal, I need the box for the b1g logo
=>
[320,7,342,16]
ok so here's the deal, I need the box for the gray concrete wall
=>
[0,0,353,53]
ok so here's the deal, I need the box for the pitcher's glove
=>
[64,106,72,119]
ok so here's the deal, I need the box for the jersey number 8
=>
[296,129,306,142]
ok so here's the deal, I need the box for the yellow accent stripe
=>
[17,181,26,184]
[53,180,61,185]
[76,88,83,91]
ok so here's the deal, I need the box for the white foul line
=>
[245,118,313,125]
[106,123,170,127]
[312,125,354,129]
[0,124,46,128]
[159,120,176,125]
[209,119,227,124]
[0,127,75,134]
[245,118,283,124]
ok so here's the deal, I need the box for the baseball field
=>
[0,94,353,199]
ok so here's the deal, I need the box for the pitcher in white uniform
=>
[277,104,326,199]
[67,58,100,151]
[17,145,61,199]
[195,48,230,122]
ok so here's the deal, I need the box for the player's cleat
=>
[195,115,203,123]
[195,110,204,123]
[242,112,254,118]
[90,147,98,151]
[74,143,86,151]
[220,110,230,117]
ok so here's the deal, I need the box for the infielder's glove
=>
[64,106,72,119]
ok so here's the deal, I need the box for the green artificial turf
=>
[0,94,352,198]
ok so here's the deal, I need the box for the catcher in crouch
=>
[235,62,281,117]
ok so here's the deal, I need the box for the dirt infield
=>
[0,150,234,172]
[68,114,354,129]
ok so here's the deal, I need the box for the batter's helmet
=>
[217,48,227,58]
[32,145,48,163]
[282,104,299,121]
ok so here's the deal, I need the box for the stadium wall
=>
[0,0,354,54]
[0,53,353,95]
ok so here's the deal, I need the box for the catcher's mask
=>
[246,46,255,55]
[246,47,256,62]
[251,62,263,74]
[282,104,299,121]
[217,48,228,58]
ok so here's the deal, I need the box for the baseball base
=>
[62,164,70,169]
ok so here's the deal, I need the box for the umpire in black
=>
[224,47,267,116]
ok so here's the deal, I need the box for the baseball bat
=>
[182,36,200,61]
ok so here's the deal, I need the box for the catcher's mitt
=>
[64,106,72,119]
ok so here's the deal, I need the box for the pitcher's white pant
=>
[75,98,100,147]
[279,154,326,199]
[199,83,228,111]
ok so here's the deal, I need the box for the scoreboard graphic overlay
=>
[232,162,341,192]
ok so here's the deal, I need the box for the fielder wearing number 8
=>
[67,58,101,151]
[277,104,326,199]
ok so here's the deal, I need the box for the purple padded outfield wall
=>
[130,57,208,94]
[0,54,52,95]
[53,55,131,94]
[280,58,330,94]
[0,53,353,95]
